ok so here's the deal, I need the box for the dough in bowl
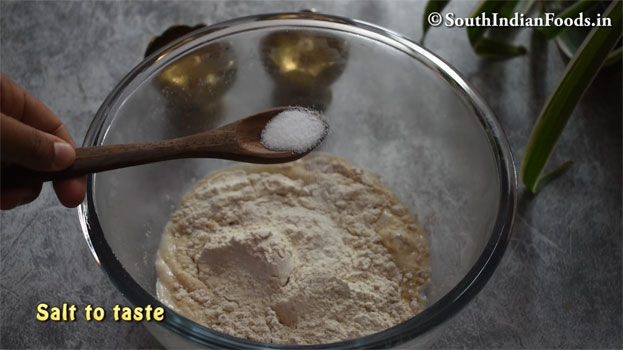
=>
[156,153,430,345]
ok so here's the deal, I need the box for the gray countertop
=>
[1,1,621,349]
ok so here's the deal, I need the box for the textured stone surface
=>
[0,0,621,349]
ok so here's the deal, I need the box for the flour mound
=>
[156,153,430,345]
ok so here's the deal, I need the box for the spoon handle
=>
[0,107,305,189]
[1,133,229,188]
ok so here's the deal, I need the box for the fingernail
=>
[53,142,75,169]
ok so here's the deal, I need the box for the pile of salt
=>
[261,108,328,154]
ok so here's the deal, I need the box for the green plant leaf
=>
[468,0,506,45]
[533,161,574,193]
[468,0,526,58]
[521,0,622,193]
[498,0,520,18]
[515,0,537,16]
[486,0,533,42]
[604,47,622,67]
[474,37,527,58]
[538,0,599,39]
[421,0,451,43]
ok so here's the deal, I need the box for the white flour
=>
[156,153,430,344]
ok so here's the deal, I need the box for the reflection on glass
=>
[155,42,237,134]
[158,42,236,106]
[260,30,349,110]
[271,85,334,112]
[144,24,206,58]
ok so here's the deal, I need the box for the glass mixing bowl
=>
[78,12,516,349]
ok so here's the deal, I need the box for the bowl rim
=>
[78,11,517,349]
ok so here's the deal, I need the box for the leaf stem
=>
[520,0,622,192]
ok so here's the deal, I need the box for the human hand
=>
[1,73,86,210]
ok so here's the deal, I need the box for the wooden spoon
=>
[2,107,325,188]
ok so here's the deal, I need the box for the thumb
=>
[1,113,75,171]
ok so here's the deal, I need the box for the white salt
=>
[261,107,328,154]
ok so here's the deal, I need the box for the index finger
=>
[0,73,75,147]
